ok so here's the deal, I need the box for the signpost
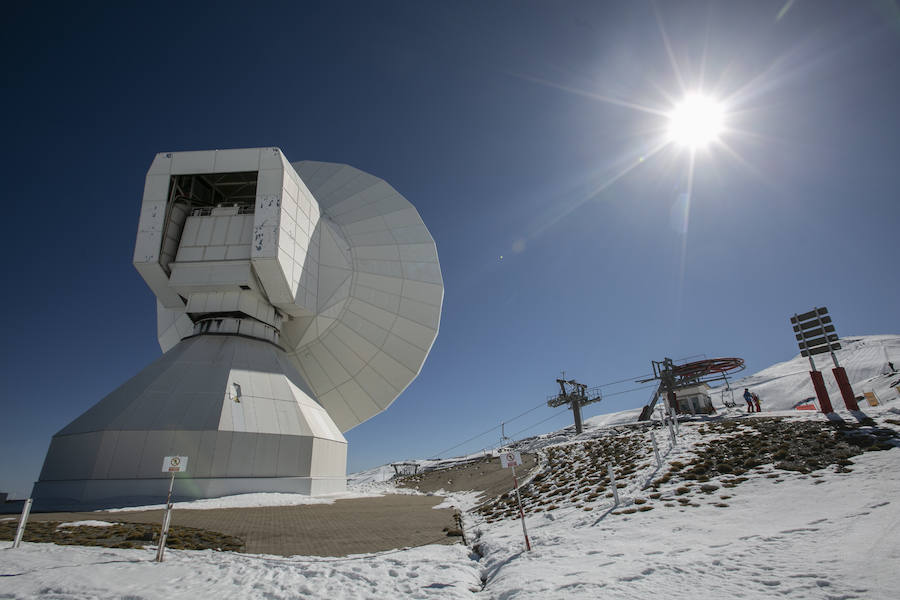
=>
[156,455,188,562]
[790,307,858,412]
[500,450,531,552]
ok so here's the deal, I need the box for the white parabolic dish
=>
[32,148,443,509]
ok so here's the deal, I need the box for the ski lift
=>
[720,373,737,408]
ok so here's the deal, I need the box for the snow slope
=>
[467,413,900,599]
[708,335,900,412]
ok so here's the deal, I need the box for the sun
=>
[667,94,725,149]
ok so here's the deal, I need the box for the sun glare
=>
[668,94,725,148]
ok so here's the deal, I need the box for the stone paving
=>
[29,494,459,557]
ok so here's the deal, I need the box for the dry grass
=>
[0,521,243,551]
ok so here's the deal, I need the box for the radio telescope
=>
[33,148,443,509]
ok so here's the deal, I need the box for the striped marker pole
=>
[650,432,662,468]
[12,499,33,548]
[156,471,176,562]
[608,464,620,507]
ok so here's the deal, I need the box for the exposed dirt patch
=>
[0,520,243,551]
[395,454,537,499]
[471,416,899,523]
[674,418,898,484]
[475,431,651,522]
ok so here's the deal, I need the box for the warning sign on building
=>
[162,456,188,473]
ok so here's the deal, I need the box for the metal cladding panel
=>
[252,434,282,477]
[32,475,341,511]
[193,430,219,478]
[282,160,443,432]
[90,431,120,479]
[35,335,347,505]
[38,433,102,481]
[210,430,234,477]
[137,430,177,476]
[250,156,320,313]
[170,429,204,469]
[309,437,349,477]
[136,149,265,310]
[107,430,148,479]
[157,302,194,353]
[226,432,257,476]
[275,434,303,476]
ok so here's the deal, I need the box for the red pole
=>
[510,465,531,551]
[810,370,833,413]
[832,367,859,411]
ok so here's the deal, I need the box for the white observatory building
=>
[33,148,443,509]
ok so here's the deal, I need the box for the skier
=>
[752,392,761,413]
[743,388,754,413]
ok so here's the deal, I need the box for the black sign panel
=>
[791,307,828,324]
[792,316,833,333]
[794,324,835,340]
[801,343,841,357]
[799,334,840,349]
[791,306,841,356]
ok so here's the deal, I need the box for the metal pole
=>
[798,313,818,372]
[607,464,620,506]
[12,498,33,548]
[815,310,840,369]
[650,432,662,468]
[667,417,677,446]
[510,463,531,551]
[156,471,176,562]
[156,508,172,562]
[572,401,583,435]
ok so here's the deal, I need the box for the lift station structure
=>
[637,357,745,420]
[547,378,602,434]
[33,148,443,510]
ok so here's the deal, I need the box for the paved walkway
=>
[27,455,536,557]
[30,494,458,557]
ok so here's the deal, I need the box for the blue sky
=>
[2,1,898,498]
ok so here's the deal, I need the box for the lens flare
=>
[668,95,724,148]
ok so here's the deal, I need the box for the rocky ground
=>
[474,415,900,521]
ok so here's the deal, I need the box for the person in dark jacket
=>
[743,388,754,413]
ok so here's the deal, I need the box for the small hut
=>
[673,383,716,415]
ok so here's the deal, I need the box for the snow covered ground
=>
[1,542,482,599]
[101,489,395,512]
[2,335,899,599]
[467,411,900,599]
